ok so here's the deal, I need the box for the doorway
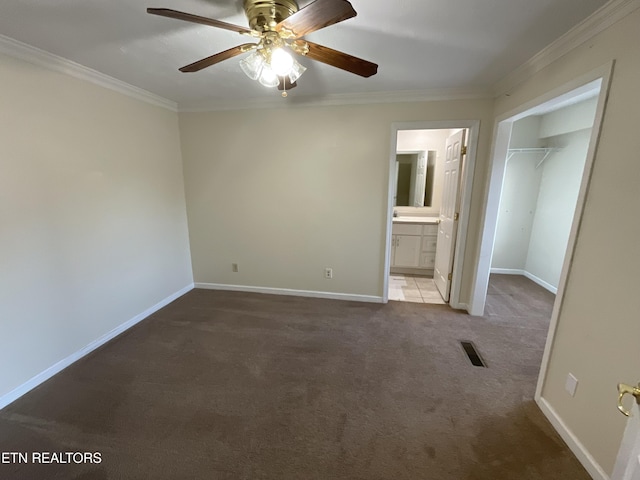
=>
[471,76,608,315]
[491,93,600,294]
[469,63,613,416]
[383,121,480,307]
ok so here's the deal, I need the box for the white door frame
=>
[468,61,614,403]
[383,120,480,309]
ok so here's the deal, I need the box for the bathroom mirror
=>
[394,150,436,207]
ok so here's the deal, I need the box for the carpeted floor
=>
[0,275,589,479]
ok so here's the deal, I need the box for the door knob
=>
[617,382,640,417]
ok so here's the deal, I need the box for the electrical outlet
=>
[565,373,578,397]
[324,267,333,279]
[232,263,239,273]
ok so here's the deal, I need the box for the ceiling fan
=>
[147,0,378,94]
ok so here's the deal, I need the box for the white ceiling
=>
[0,0,609,109]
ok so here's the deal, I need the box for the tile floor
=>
[388,274,446,304]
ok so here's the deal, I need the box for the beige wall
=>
[179,99,493,300]
[491,153,542,271]
[0,52,193,399]
[525,129,591,289]
[493,8,640,475]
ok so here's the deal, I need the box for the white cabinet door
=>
[390,236,396,266]
[393,235,422,267]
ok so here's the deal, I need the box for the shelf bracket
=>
[535,150,554,169]
[506,147,561,168]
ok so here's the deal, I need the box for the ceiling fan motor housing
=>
[243,0,299,31]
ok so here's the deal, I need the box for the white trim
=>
[536,396,609,480]
[494,0,640,96]
[468,120,513,316]
[195,283,384,304]
[0,283,194,411]
[0,34,177,112]
[489,269,558,293]
[523,271,558,294]
[490,268,525,275]
[178,88,492,112]
[385,121,480,312]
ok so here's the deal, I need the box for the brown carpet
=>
[0,275,589,479]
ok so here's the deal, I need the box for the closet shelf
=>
[507,147,562,168]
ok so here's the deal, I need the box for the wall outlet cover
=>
[565,373,578,397]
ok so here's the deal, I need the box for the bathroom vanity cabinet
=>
[390,220,438,274]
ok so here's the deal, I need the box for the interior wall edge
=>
[177,88,493,113]
[0,34,177,112]
[0,283,195,411]
[489,268,525,275]
[536,395,610,480]
[493,0,640,96]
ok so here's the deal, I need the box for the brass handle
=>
[617,383,640,417]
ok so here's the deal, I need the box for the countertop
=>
[392,216,439,225]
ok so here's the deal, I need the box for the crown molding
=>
[0,34,177,112]
[178,87,493,112]
[493,0,640,96]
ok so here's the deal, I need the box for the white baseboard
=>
[537,396,609,480]
[523,271,558,294]
[490,268,558,294]
[195,282,384,304]
[0,283,194,411]
[448,300,468,311]
[490,268,525,275]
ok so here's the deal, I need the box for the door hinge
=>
[448,273,452,281]
[461,145,467,155]
[454,212,459,221]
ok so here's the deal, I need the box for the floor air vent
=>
[460,341,486,367]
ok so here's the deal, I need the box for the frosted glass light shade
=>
[239,51,265,80]
[258,65,279,88]
[271,48,294,76]
[288,60,307,83]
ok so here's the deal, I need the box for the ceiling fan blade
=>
[303,41,378,77]
[180,44,256,73]
[147,8,252,34]
[276,0,356,38]
[277,77,298,91]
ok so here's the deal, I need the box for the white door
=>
[612,385,640,480]
[434,130,466,302]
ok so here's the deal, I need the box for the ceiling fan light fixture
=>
[258,64,280,87]
[270,47,294,76]
[288,59,306,83]
[149,1,378,92]
[239,51,265,80]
